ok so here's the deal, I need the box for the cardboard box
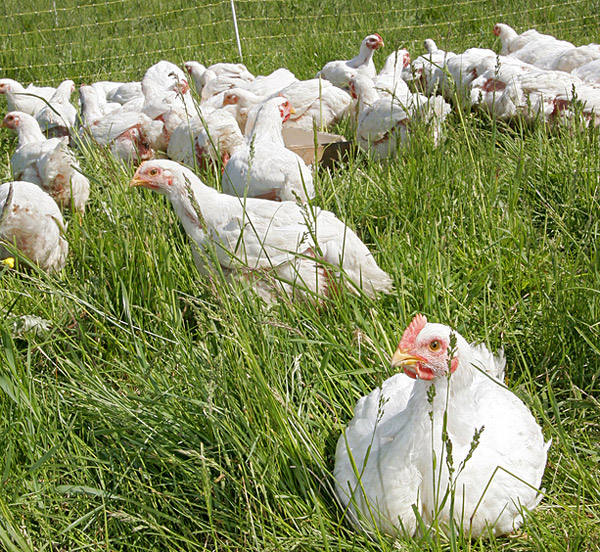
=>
[282,127,353,169]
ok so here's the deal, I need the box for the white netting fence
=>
[0,0,599,85]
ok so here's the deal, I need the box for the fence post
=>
[230,0,243,62]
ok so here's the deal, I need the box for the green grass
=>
[1,0,599,83]
[1,1,600,550]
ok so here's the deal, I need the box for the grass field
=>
[1,0,600,550]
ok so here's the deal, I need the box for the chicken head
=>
[365,33,385,50]
[278,98,294,122]
[390,314,460,380]
[1,112,21,129]
[130,161,176,192]
[222,91,239,106]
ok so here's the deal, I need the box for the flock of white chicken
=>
[3,22,600,277]
[1,20,579,539]
[411,23,600,123]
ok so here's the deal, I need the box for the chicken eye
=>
[429,340,441,352]
[148,168,159,176]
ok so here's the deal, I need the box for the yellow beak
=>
[129,175,146,188]
[390,348,421,369]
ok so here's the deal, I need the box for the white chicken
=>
[350,74,450,159]
[130,159,393,303]
[243,68,298,97]
[350,74,410,159]
[34,79,77,138]
[78,85,160,164]
[3,112,90,213]
[183,61,207,94]
[334,314,548,538]
[277,78,352,131]
[80,84,120,124]
[493,23,578,69]
[516,68,584,120]
[218,71,308,135]
[0,181,69,272]
[142,60,190,96]
[0,78,57,116]
[552,84,600,126]
[318,34,385,88]
[466,55,535,119]
[405,40,456,96]
[222,96,314,202]
[222,88,266,135]
[223,79,349,136]
[196,63,258,102]
[199,74,243,103]
[165,115,205,167]
[206,62,255,82]
[374,47,412,97]
[470,59,592,124]
[534,44,600,73]
[445,48,498,102]
[199,67,295,105]
[184,61,255,96]
[141,61,198,153]
[91,80,143,106]
[509,38,575,67]
[573,58,600,84]
[167,108,244,169]
[493,23,561,55]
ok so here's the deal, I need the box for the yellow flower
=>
[2,257,15,269]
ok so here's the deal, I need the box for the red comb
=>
[399,314,427,351]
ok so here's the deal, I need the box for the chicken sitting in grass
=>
[130,159,393,303]
[349,74,451,159]
[318,34,385,88]
[222,96,314,202]
[0,181,68,272]
[2,111,90,213]
[0,78,58,116]
[167,109,244,170]
[34,79,78,138]
[334,314,549,538]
